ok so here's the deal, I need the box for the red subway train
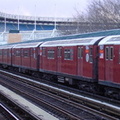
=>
[0,35,120,99]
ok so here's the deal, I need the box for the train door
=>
[57,47,62,72]
[0,49,3,63]
[30,48,37,69]
[77,46,83,76]
[8,49,11,65]
[41,47,47,70]
[105,45,114,82]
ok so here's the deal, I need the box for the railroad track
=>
[0,98,39,120]
[0,69,120,120]
[0,103,19,120]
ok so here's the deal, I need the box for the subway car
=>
[0,35,120,99]
[12,42,42,73]
[39,37,103,89]
[98,35,120,98]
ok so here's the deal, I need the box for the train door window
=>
[4,50,7,56]
[42,48,46,56]
[105,47,109,60]
[110,47,114,60]
[58,47,62,57]
[23,50,29,57]
[78,47,80,58]
[119,49,120,64]
[33,48,36,59]
[64,49,73,60]
[89,48,93,63]
[9,49,11,57]
[12,49,15,56]
[81,47,83,58]
[7,50,8,56]
[78,47,83,59]
[21,49,23,57]
[16,50,20,56]
[31,49,33,57]
[47,50,55,59]
[0,50,2,55]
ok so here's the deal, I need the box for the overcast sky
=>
[0,0,91,18]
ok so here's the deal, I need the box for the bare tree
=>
[87,0,120,23]
[58,0,120,35]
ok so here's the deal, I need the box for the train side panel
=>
[0,49,3,64]
[30,47,39,70]
[60,46,77,75]
[98,45,105,81]
[21,48,31,69]
[98,36,120,89]
[40,47,57,72]
[40,37,103,84]
[83,45,93,79]
[1,46,13,67]
[114,45,120,84]
[12,42,42,71]
[12,48,22,67]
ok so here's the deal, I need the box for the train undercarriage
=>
[0,64,120,100]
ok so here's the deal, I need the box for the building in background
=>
[0,11,75,44]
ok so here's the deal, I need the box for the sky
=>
[0,0,91,18]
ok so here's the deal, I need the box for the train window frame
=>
[105,47,109,60]
[0,50,2,55]
[64,49,73,60]
[118,48,120,64]
[47,50,55,59]
[4,50,7,56]
[78,47,83,59]
[31,48,34,57]
[9,49,11,57]
[31,48,36,59]
[15,50,21,56]
[42,48,46,56]
[110,47,114,60]
[58,47,62,58]
[89,48,93,63]
[23,49,29,57]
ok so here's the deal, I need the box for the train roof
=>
[0,44,15,49]
[98,35,120,45]
[13,42,43,48]
[40,36,103,47]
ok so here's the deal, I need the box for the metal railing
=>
[0,11,75,22]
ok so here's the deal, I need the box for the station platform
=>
[0,85,59,120]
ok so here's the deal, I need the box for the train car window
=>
[81,48,83,58]
[31,49,33,57]
[89,48,93,63]
[58,48,62,57]
[42,48,46,56]
[0,50,2,55]
[64,49,73,60]
[119,49,120,64]
[4,50,7,56]
[110,47,113,60]
[9,49,11,57]
[78,47,83,59]
[105,47,109,60]
[16,50,20,56]
[78,47,80,58]
[47,50,55,59]
[23,50,29,57]
[31,48,36,59]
